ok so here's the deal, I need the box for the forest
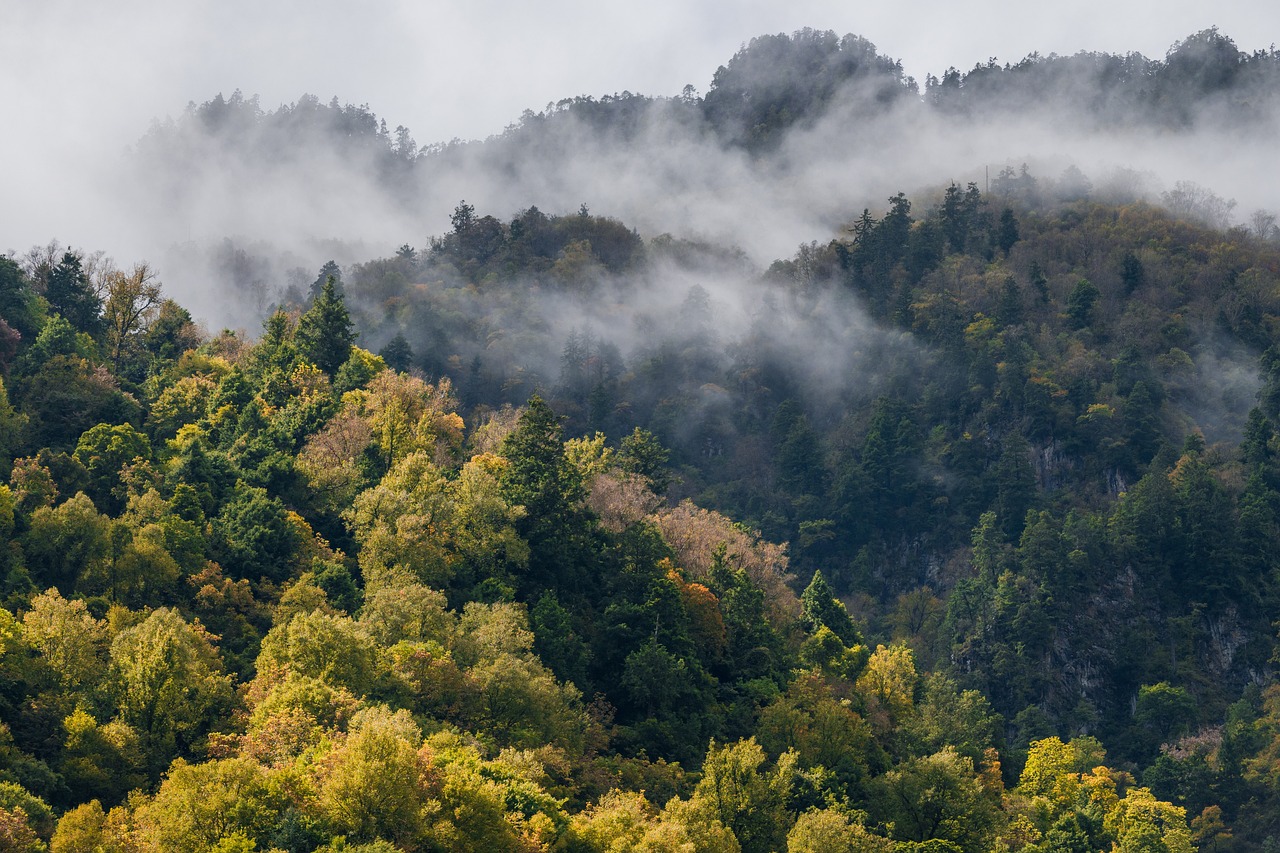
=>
[2,23,1280,853]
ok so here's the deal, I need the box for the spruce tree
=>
[295,276,354,376]
[800,569,860,646]
[45,252,104,336]
[378,332,413,373]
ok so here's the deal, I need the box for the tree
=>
[800,569,861,647]
[0,380,28,475]
[992,433,1036,540]
[1120,251,1146,295]
[1160,180,1235,228]
[0,806,46,851]
[351,371,462,473]
[876,747,997,850]
[1066,278,1100,329]
[21,588,106,689]
[310,260,342,301]
[317,706,429,846]
[907,673,1003,767]
[1134,682,1197,752]
[347,452,459,592]
[378,332,413,373]
[996,276,1023,327]
[44,252,103,337]
[23,493,112,594]
[621,639,698,718]
[134,758,283,853]
[1104,787,1194,853]
[618,427,672,494]
[97,522,182,607]
[756,673,875,788]
[211,485,302,584]
[72,423,151,515]
[680,739,791,853]
[101,263,162,374]
[500,395,581,521]
[1016,735,1110,814]
[856,644,917,734]
[296,408,373,513]
[143,299,202,363]
[787,808,894,853]
[499,395,591,591]
[530,591,590,687]
[256,611,379,697]
[561,789,708,852]
[1028,260,1049,303]
[418,729,566,850]
[17,354,141,453]
[59,708,147,805]
[108,608,234,775]
[996,208,1020,254]
[357,582,453,648]
[450,201,476,234]
[50,800,115,853]
[294,276,355,376]
[0,258,41,346]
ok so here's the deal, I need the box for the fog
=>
[3,3,1280,332]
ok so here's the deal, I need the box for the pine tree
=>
[378,332,413,373]
[45,252,103,336]
[499,395,591,593]
[295,276,355,376]
[800,569,860,646]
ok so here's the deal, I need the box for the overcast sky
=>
[3,0,1279,256]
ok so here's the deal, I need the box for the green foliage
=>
[317,707,427,845]
[617,427,671,494]
[499,395,594,593]
[377,333,413,373]
[212,484,302,584]
[678,738,792,853]
[21,589,105,689]
[257,611,379,696]
[296,275,358,376]
[788,807,894,852]
[1066,278,1100,329]
[135,758,284,852]
[72,423,150,515]
[108,608,233,775]
[801,569,861,647]
[44,253,102,338]
[703,29,913,151]
[22,493,111,594]
[875,747,997,850]
[0,258,42,344]
[16,355,140,453]
[1134,683,1198,753]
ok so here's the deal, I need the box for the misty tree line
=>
[133,26,1280,222]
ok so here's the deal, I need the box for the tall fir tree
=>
[295,276,355,376]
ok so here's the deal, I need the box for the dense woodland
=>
[3,24,1280,853]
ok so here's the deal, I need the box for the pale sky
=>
[3,0,1279,259]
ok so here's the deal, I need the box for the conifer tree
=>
[800,569,860,646]
[45,252,104,337]
[295,276,354,376]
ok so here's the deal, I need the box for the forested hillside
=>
[4,24,1280,853]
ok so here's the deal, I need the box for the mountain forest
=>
[3,24,1280,853]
